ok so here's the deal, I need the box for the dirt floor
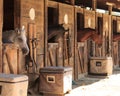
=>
[28,68,120,96]
[65,68,120,96]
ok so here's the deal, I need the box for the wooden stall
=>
[1,0,45,75]
[74,7,86,79]
[1,0,120,87]
[95,12,103,57]
[102,14,110,56]
[1,0,120,95]
[20,0,45,72]
[59,3,74,67]
[1,0,45,95]
[44,0,76,80]
[46,1,75,68]
[117,17,120,67]
[74,7,97,79]
[112,16,120,67]
[46,0,59,67]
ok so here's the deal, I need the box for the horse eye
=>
[17,38,23,42]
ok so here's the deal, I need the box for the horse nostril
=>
[22,48,29,55]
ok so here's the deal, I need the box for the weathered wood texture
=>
[0,74,28,96]
[39,67,72,95]
[113,42,119,66]
[112,16,120,67]
[20,0,45,70]
[117,17,120,33]
[2,44,24,74]
[84,9,95,29]
[102,14,109,56]
[14,0,21,28]
[74,7,84,80]
[47,1,75,78]
[47,43,58,66]
[90,57,113,75]
[59,3,74,67]
[94,13,103,57]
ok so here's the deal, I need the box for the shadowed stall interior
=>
[113,20,120,41]
[50,0,72,4]
[97,17,103,35]
[3,0,14,31]
[77,13,84,40]
[48,7,59,43]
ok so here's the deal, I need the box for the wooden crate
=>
[0,73,28,96]
[89,57,113,76]
[39,66,72,95]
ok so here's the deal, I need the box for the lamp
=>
[88,18,91,28]
[105,21,108,32]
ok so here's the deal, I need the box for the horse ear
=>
[21,26,25,31]
[21,26,26,33]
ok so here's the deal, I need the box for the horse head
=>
[14,26,29,55]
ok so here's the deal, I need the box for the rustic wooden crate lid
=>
[0,73,28,83]
[90,57,112,60]
[40,66,72,73]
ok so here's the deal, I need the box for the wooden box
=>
[0,73,28,96]
[89,57,113,76]
[39,66,72,95]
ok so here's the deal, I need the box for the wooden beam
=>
[44,0,48,67]
[92,0,97,11]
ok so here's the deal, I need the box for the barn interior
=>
[0,0,120,96]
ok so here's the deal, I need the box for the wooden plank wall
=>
[102,14,109,56]
[112,16,120,67]
[1,0,119,80]
[74,7,85,80]
[117,17,120,33]
[84,9,95,29]
[59,3,74,67]
[20,0,45,72]
[95,13,103,57]
[47,1,75,78]
[117,17,120,67]
[47,43,58,66]
[2,44,23,74]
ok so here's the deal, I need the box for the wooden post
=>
[92,0,97,11]
[71,0,75,5]
[108,5,112,56]
[14,0,20,28]
[44,0,48,67]
[108,5,112,15]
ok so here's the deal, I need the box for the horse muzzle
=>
[22,47,29,55]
